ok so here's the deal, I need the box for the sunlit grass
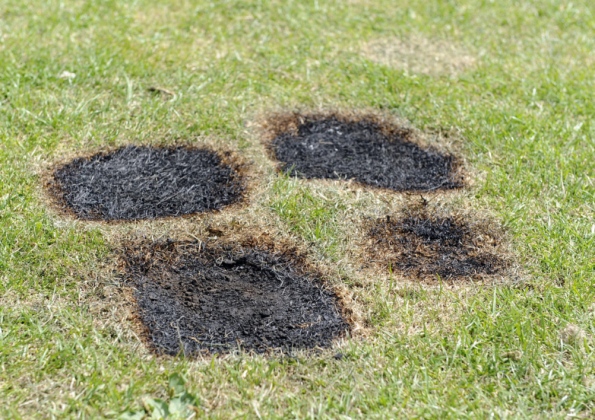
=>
[0,0,594,417]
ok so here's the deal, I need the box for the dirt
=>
[367,209,507,280]
[270,116,462,192]
[121,240,349,355]
[50,145,244,221]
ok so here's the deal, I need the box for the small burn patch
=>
[122,240,349,355]
[367,210,508,280]
[269,115,463,192]
[49,146,244,221]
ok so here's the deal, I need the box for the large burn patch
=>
[50,146,243,221]
[122,241,349,355]
[367,210,508,280]
[269,115,463,192]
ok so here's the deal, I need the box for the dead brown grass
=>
[361,35,477,76]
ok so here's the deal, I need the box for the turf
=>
[271,116,462,191]
[51,145,243,221]
[122,240,348,355]
[1,0,594,418]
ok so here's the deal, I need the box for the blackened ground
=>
[51,146,243,221]
[122,241,348,355]
[368,213,507,279]
[271,117,462,191]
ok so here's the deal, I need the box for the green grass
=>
[270,174,346,260]
[1,0,594,417]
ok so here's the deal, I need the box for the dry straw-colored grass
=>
[361,35,477,76]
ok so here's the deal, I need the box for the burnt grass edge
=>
[116,233,354,357]
[257,110,467,194]
[42,143,253,224]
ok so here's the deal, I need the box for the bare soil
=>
[49,145,244,221]
[121,240,349,355]
[269,116,463,192]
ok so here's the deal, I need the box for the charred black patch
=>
[270,115,462,192]
[50,146,243,221]
[367,211,507,280]
[121,240,349,355]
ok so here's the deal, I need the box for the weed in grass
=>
[120,374,200,419]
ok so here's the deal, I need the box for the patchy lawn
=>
[1,0,594,417]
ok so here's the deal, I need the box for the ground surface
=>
[51,146,243,221]
[123,240,348,355]
[1,0,594,418]
[271,116,462,191]
[367,209,508,279]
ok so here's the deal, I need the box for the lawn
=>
[1,0,594,418]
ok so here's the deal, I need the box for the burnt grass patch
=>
[121,240,349,355]
[49,145,244,221]
[367,209,508,280]
[268,114,463,192]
